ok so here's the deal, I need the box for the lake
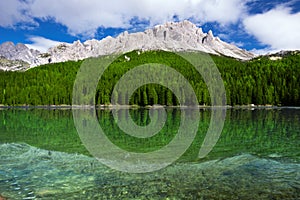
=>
[0,108,299,199]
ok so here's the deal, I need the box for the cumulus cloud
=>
[249,47,279,56]
[243,6,300,50]
[0,0,35,28]
[0,0,248,37]
[25,36,62,52]
[230,41,245,48]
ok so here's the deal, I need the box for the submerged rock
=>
[0,143,299,199]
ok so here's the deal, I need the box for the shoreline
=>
[0,104,299,110]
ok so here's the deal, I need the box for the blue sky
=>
[0,0,299,54]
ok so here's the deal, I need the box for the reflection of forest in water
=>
[0,108,299,162]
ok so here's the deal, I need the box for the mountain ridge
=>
[1,20,256,71]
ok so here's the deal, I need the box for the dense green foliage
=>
[0,50,299,106]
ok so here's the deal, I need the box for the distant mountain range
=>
[0,20,275,71]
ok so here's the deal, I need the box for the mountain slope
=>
[0,20,255,71]
[0,42,40,71]
[0,50,299,106]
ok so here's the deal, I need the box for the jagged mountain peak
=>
[0,42,40,70]
[0,20,255,71]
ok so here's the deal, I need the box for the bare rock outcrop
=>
[0,20,255,71]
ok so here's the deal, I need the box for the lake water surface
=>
[0,108,299,199]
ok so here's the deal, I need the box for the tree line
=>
[0,50,299,106]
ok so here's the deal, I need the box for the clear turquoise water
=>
[0,108,299,199]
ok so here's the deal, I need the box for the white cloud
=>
[0,0,35,27]
[231,41,245,47]
[0,0,248,37]
[25,36,62,52]
[249,47,279,56]
[193,0,248,24]
[243,6,300,50]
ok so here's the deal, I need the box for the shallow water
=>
[0,108,299,199]
[0,143,299,199]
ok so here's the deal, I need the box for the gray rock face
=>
[0,42,41,71]
[0,20,255,71]
[0,56,29,71]
[0,42,40,63]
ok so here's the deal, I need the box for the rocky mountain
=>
[250,50,300,61]
[0,42,40,71]
[266,50,300,60]
[0,20,255,71]
[0,56,30,71]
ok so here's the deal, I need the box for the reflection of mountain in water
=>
[0,143,299,199]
